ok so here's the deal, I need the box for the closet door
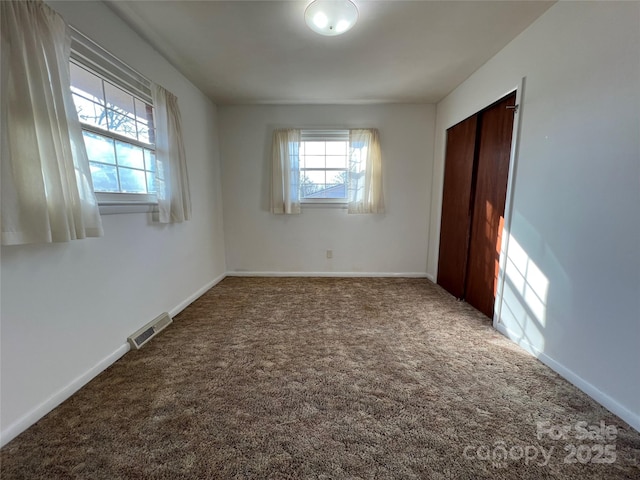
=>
[464,93,516,318]
[437,115,478,298]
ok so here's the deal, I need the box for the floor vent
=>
[127,312,172,350]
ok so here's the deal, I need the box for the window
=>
[69,29,157,204]
[299,130,349,203]
[271,128,384,214]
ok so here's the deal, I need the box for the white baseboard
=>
[0,343,130,448]
[495,323,640,433]
[426,273,436,282]
[0,273,227,449]
[168,272,226,318]
[226,271,429,278]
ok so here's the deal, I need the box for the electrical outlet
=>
[326,250,333,259]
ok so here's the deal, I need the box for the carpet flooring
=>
[1,277,638,479]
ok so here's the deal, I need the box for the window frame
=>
[69,27,158,211]
[299,129,350,206]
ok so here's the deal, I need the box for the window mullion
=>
[111,135,122,192]
[81,124,154,150]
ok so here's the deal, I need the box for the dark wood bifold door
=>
[437,92,516,319]
[437,115,477,299]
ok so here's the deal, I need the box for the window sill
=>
[98,202,158,215]
[300,202,347,209]
[96,192,158,214]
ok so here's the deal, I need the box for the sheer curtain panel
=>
[348,129,384,214]
[271,129,301,214]
[1,0,103,245]
[152,84,192,223]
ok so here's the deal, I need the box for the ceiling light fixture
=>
[304,0,359,37]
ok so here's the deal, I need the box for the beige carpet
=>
[1,277,638,479]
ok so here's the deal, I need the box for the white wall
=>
[219,105,435,275]
[0,1,226,444]
[428,2,640,429]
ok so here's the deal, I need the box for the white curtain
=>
[152,84,192,223]
[271,129,301,214]
[348,129,384,214]
[1,0,103,245]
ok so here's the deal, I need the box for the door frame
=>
[492,77,526,329]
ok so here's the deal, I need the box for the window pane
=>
[309,184,346,199]
[107,111,137,139]
[137,122,153,144]
[82,131,115,164]
[327,170,348,184]
[146,171,156,193]
[144,149,156,172]
[304,141,325,155]
[301,182,323,197]
[157,157,166,181]
[350,146,369,173]
[135,98,154,125]
[115,141,144,169]
[104,82,135,116]
[70,63,104,104]
[303,170,325,184]
[118,167,147,193]
[326,156,347,169]
[304,155,325,169]
[74,95,108,130]
[89,162,119,192]
[326,141,347,156]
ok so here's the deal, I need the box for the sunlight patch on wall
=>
[497,232,549,349]
[507,236,549,326]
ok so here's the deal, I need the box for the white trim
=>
[97,192,158,215]
[168,272,227,318]
[96,192,157,204]
[98,203,157,215]
[226,271,428,278]
[425,273,436,283]
[493,79,525,326]
[0,343,130,448]
[70,26,153,104]
[301,203,347,210]
[300,198,347,206]
[300,129,349,141]
[495,323,640,433]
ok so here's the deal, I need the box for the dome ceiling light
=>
[304,0,359,36]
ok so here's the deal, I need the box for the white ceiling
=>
[105,0,554,105]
